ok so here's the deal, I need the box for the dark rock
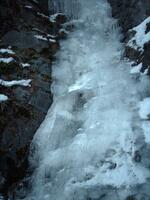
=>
[0,60,20,75]
[1,31,49,51]
[108,0,150,39]
[108,0,150,75]
[37,0,49,15]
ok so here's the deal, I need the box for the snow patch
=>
[47,34,56,38]
[0,48,15,54]
[130,63,142,74]
[34,35,56,43]
[21,63,31,68]
[0,57,14,63]
[25,5,33,9]
[34,35,47,41]
[0,94,8,102]
[127,16,150,52]
[0,79,31,87]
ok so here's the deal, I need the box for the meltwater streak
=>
[24,0,150,199]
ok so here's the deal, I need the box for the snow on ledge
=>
[138,97,150,120]
[0,57,14,63]
[0,94,8,102]
[25,5,33,9]
[34,35,56,43]
[0,48,15,54]
[0,79,32,87]
[21,63,31,68]
[34,35,47,41]
[127,16,150,52]
[37,12,49,19]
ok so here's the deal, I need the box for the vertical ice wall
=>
[48,0,80,18]
[16,0,150,199]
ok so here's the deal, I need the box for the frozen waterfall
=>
[20,0,150,199]
[48,0,80,19]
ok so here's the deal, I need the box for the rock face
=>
[108,0,150,74]
[108,0,150,37]
[0,0,67,197]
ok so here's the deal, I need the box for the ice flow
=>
[24,0,150,199]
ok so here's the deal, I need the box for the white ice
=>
[24,1,150,200]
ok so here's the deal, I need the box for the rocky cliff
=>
[0,0,150,199]
[108,0,150,74]
[0,0,67,198]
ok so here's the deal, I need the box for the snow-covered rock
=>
[0,48,15,54]
[0,57,14,63]
[0,79,32,87]
[130,63,142,74]
[127,17,150,53]
[0,94,8,102]
[21,63,31,68]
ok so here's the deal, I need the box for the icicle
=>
[48,0,80,19]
